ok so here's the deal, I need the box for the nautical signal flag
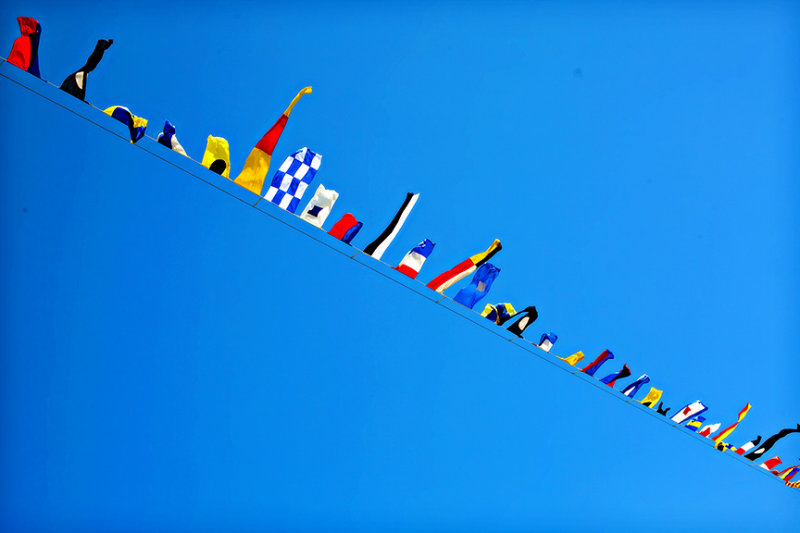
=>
[656,402,671,416]
[264,148,322,213]
[103,106,147,144]
[234,87,312,195]
[426,239,502,294]
[735,436,761,456]
[745,424,800,461]
[300,185,338,228]
[685,416,706,432]
[698,422,721,437]
[364,193,419,260]
[671,401,709,425]
[557,351,584,367]
[60,39,112,100]
[454,263,500,310]
[713,403,751,447]
[778,464,799,481]
[581,350,613,377]
[760,456,782,471]
[328,213,363,244]
[7,17,41,77]
[395,239,435,279]
[639,387,663,408]
[481,303,517,325]
[157,121,187,156]
[599,364,631,387]
[538,333,558,353]
[201,136,231,177]
[506,306,538,337]
[621,374,650,399]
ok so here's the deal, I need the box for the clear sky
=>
[1,1,798,530]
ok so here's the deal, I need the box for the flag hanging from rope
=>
[395,239,435,279]
[685,416,706,432]
[656,402,671,416]
[778,464,799,481]
[157,121,187,156]
[639,387,663,408]
[599,364,631,387]
[234,87,312,194]
[454,263,500,309]
[426,239,502,293]
[698,422,721,437]
[328,213,363,244]
[506,306,538,337]
[745,424,800,461]
[60,39,112,100]
[581,350,614,376]
[760,456,782,471]
[557,351,584,366]
[621,374,650,398]
[263,147,322,213]
[538,332,558,353]
[735,436,761,456]
[363,193,419,260]
[713,403,752,447]
[201,136,231,177]
[7,17,41,77]
[300,185,338,228]
[670,401,708,424]
[103,106,147,143]
[481,303,517,325]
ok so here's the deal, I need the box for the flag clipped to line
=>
[760,456,782,471]
[538,333,558,353]
[715,442,736,453]
[778,464,799,481]
[363,193,419,260]
[671,401,709,424]
[685,416,706,432]
[557,351,584,366]
[264,147,322,213]
[103,106,147,143]
[621,374,650,399]
[698,422,720,437]
[713,403,752,447]
[735,436,761,456]
[506,306,538,337]
[745,424,800,461]
[639,387,663,408]
[300,184,338,228]
[481,303,517,325]
[656,402,670,416]
[453,263,500,309]
[201,136,231,177]
[7,17,41,77]
[60,39,112,100]
[234,86,312,195]
[395,239,435,279]
[328,213,362,244]
[599,364,631,387]
[426,239,502,294]
[787,480,800,489]
[581,349,614,377]
[157,121,187,156]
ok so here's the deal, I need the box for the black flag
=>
[60,39,113,100]
[744,424,800,461]
[506,306,537,337]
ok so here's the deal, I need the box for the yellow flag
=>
[639,387,663,408]
[713,403,751,446]
[558,351,584,367]
[201,135,231,178]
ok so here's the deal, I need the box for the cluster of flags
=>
[5,16,798,489]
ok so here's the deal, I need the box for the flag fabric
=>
[581,350,614,377]
[363,193,419,260]
[698,422,721,437]
[234,87,312,194]
[201,136,231,177]
[481,303,517,325]
[745,424,800,461]
[157,121,187,156]
[557,351,584,366]
[685,416,706,432]
[621,374,650,398]
[639,387,663,408]
[506,306,538,337]
[656,402,671,416]
[787,480,800,489]
[426,239,502,293]
[538,332,558,353]
[713,403,752,447]
[328,213,362,244]
[299,185,338,228]
[263,147,322,213]
[760,456,782,471]
[7,17,41,77]
[453,263,500,309]
[735,436,761,456]
[103,106,147,143]
[599,364,631,387]
[671,401,709,424]
[59,39,112,100]
[715,442,736,453]
[395,239,435,279]
[779,465,799,481]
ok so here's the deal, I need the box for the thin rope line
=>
[0,63,793,490]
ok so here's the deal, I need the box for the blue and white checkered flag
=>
[263,147,322,213]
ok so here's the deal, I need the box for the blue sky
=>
[1,1,799,530]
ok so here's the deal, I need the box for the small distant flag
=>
[671,401,709,425]
[234,87,312,195]
[157,121,187,156]
[201,136,231,177]
[538,333,558,353]
[685,416,706,432]
[299,185,338,228]
[787,480,800,489]
[745,424,800,461]
[7,17,41,77]
[656,402,671,416]
[778,464,799,481]
[60,39,112,100]
[639,387,663,408]
[621,374,650,399]
[557,351,584,367]
[713,403,751,447]
[363,193,419,260]
[715,442,736,453]
[581,350,614,377]
[395,239,435,279]
[454,263,500,309]
[506,306,538,337]
[103,106,147,144]
[481,303,517,325]
[328,213,363,244]
[760,456,782,471]
[263,148,322,213]
[735,436,761,456]
[426,239,502,293]
[698,422,721,438]
[599,364,631,387]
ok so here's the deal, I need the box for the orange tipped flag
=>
[234,86,312,195]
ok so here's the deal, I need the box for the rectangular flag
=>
[685,416,706,432]
[395,239,435,279]
[760,456,782,471]
[735,436,761,456]
[557,351,584,367]
[639,387,663,408]
[364,193,419,260]
[264,147,322,213]
[300,185,338,228]
[538,333,558,353]
[698,422,721,437]
[328,213,363,244]
[621,374,650,398]
[670,401,709,424]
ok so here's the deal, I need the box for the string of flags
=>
[4,16,798,489]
